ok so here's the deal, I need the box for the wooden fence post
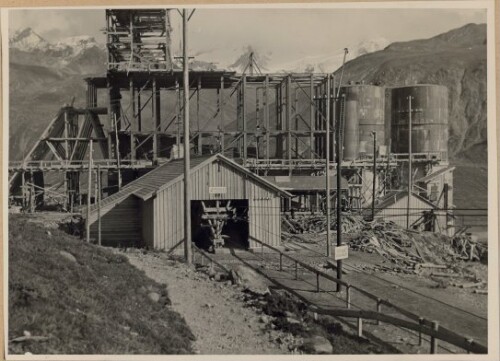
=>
[376,298,382,325]
[430,321,439,354]
[346,285,351,309]
[418,318,424,346]
[357,317,363,337]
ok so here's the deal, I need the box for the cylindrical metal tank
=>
[342,100,359,160]
[390,85,448,156]
[339,85,385,157]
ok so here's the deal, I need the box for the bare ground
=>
[123,250,288,354]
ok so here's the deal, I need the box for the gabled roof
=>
[370,190,438,213]
[415,166,455,183]
[88,153,291,215]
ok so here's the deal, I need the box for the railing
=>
[8,159,154,171]
[243,152,446,169]
[246,236,487,354]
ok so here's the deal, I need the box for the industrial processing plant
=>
[6,6,493,357]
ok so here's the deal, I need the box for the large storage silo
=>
[343,100,359,160]
[339,85,386,157]
[390,85,448,156]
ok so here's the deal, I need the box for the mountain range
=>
[8,24,487,163]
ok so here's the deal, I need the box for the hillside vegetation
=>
[8,216,194,354]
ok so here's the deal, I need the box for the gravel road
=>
[124,250,287,354]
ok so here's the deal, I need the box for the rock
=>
[229,265,270,295]
[259,315,270,323]
[302,335,333,354]
[207,267,217,278]
[204,303,214,308]
[59,250,77,263]
[23,330,31,337]
[46,230,52,237]
[214,272,227,282]
[286,317,301,325]
[130,331,139,337]
[147,292,161,303]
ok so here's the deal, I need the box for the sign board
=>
[332,245,349,261]
[209,186,227,195]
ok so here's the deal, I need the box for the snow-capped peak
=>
[56,35,100,50]
[354,37,390,57]
[9,27,50,52]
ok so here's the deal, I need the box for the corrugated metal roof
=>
[87,154,291,216]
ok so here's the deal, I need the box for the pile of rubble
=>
[282,213,365,235]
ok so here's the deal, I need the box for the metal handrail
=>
[248,236,487,354]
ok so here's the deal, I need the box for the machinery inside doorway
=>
[191,199,249,252]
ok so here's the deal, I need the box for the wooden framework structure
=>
[7,8,452,226]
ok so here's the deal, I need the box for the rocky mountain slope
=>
[8,23,487,162]
[336,23,487,159]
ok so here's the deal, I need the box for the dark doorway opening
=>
[191,199,249,251]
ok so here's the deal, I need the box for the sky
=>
[8,7,486,70]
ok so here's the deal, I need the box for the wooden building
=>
[369,191,448,233]
[86,154,291,252]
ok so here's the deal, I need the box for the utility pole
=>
[335,75,343,292]
[183,9,192,264]
[407,96,413,229]
[371,131,377,221]
[97,164,102,246]
[86,139,93,243]
[325,75,331,258]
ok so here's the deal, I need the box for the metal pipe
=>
[335,75,342,292]
[183,9,192,264]
[325,75,331,258]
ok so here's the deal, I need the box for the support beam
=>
[242,74,247,161]
[182,9,192,264]
[310,73,315,159]
[325,75,331,258]
[264,75,270,160]
[219,76,225,153]
[287,75,292,173]
[197,77,202,155]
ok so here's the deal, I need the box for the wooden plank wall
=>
[153,160,282,251]
[141,198,155,248]
[377,195,441,230]
[89,195,142,247]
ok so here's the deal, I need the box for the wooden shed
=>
[87,154,291,252]
[368,191,447,233]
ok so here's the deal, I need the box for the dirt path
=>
[123,250,285,355]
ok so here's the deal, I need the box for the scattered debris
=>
[282,212,365,235]
[451,233,486,262]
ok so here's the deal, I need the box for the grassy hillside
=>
[8,215,194,354]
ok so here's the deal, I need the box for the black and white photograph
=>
[2,2,498,359]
